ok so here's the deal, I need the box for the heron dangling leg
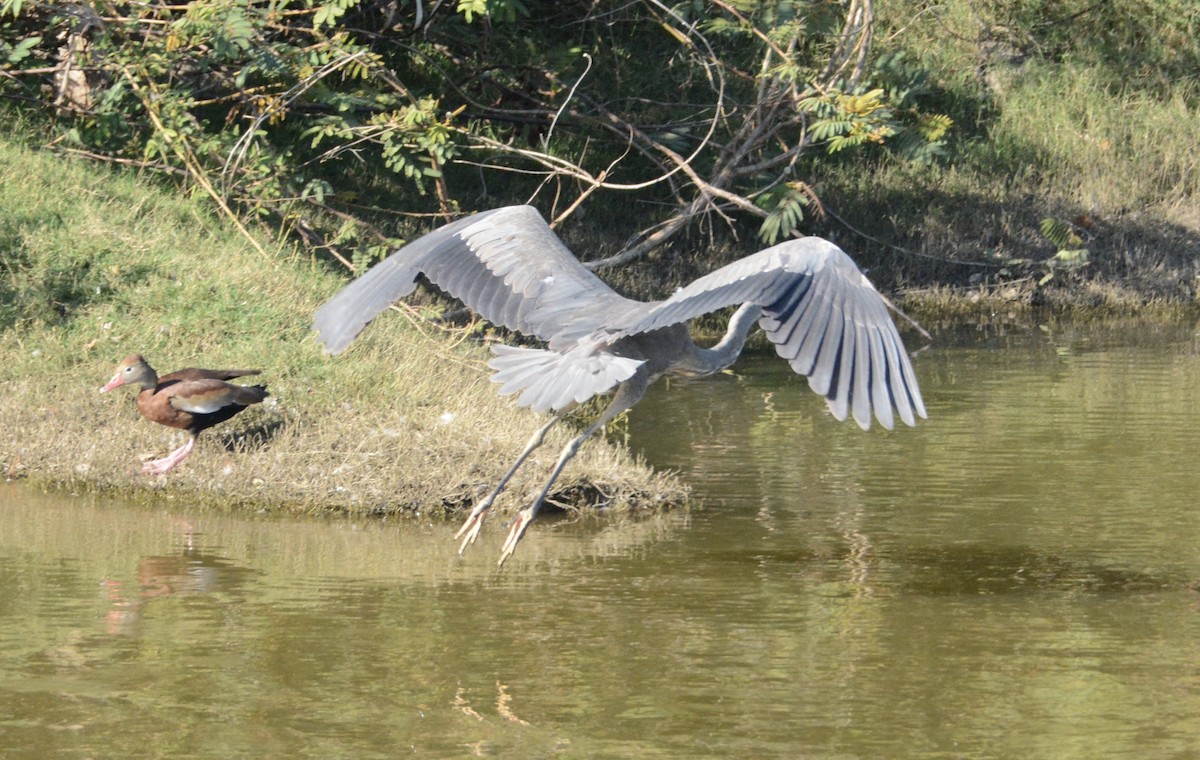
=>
[497,425,597,565]
[497,377,648,566]
[456,415,561,555]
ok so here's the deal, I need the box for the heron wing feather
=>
[312,206,640,355]
[851,320,872,428]
[617,237,924,429]
[867,324,895,430]
[421,207,640,346]
[311,245,427,356]
[314,211,925,430]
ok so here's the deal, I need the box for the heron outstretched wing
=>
[312,206,640,355]
[615,237,926,430]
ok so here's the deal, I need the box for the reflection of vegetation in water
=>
[892,545,1182,596]
[632,330,1200,586]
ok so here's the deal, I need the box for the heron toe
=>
[498,507,537,566]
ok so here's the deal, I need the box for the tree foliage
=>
[0,0,950,269]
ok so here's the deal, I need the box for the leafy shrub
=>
[0,0,951,268]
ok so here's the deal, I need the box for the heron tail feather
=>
[488,343,643,414]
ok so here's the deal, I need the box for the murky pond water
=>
[3,324,1200,758]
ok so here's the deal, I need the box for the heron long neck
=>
[696,302,763,374]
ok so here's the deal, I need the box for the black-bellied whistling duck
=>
[100,354,269,474]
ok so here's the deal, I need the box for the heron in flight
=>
[312,205,925,564]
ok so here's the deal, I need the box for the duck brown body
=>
[133,366,265,434]
[101,354,269,474]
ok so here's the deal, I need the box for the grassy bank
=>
[796,1,1200,315]
[7,2,1199,320]
[0,136,682,518]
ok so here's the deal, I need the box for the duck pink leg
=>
[142,436,196,475]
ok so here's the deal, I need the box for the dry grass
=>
[0,137,684,520]
[1,331,682,519]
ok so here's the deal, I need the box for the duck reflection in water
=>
[101,524,255,635]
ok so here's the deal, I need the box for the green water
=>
[2,324,1199,758]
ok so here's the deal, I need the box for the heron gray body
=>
[312,205,926,563]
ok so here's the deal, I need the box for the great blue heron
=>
[312,205,925,564]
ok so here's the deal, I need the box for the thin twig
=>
[541,53,592,151]
[120,66,270,260]
[824,205,1001,268]
[222,49,369,187]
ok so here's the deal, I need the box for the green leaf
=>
[6,35,40,64]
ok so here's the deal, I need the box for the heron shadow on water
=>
[312,205,927,565]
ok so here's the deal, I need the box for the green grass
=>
[984,63,1200,217]
[0,135,682,518]
[793,0,1200,311]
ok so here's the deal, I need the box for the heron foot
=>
[455,493,500,556]
[455,511,487,555]
[497,506,536,567]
